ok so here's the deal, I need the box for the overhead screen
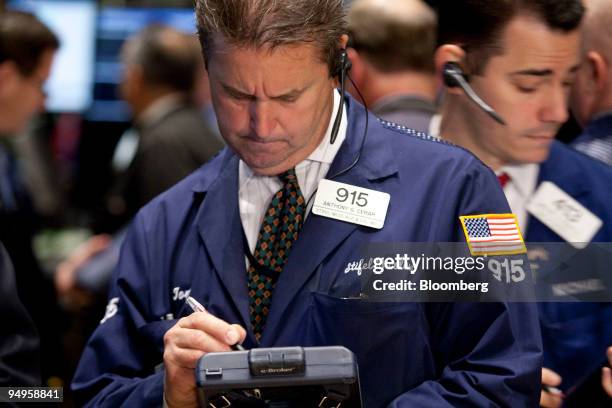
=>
[8,0,97,113]
[7,2,196,120]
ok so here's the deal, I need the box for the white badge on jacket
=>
[526,181,602,248]
[312,179,390,229]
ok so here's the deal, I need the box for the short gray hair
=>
[348,0,436,73]
[195,0,347,76]
[121,24,200,92]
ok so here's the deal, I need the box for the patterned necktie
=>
[247,168,306,341]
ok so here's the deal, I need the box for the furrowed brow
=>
[221,83,256,100]
[271,88,307,101]
[221,83,310,101]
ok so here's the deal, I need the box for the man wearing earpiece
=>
[433,1,612,406]
[72,0,542,406]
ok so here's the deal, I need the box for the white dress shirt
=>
[496,164,540,234]
[239,90,347,253]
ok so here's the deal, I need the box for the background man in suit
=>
[55,24,224,306]
[346,0,437,133]
[107,24,225,227]
[433,0,612,406]
[570,0,612,165]
[0,10,59,387]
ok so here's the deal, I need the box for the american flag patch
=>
[460,214,526,256]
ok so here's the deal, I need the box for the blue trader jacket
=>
[528,141,612,391]
[72,95,542,407]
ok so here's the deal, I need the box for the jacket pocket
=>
[305,292,431,406]
[307,291,423,352]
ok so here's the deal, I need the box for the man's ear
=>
[435,44,466,96]
[586,51,609,95]
[338,33,349,50]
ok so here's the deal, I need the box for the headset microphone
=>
[330,49,352,144]
[443,62,506,126]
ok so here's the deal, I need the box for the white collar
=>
[497,163,540,199]
[428,113,442,138]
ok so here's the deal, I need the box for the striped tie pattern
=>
[247,168,306,341]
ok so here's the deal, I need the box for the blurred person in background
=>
[346,0,437,133]
[106,24,224,227]
[567,0,612,403]
[0,10,59,385]
[433,0,612,406]
[55,24,223,313]
[0,242,40,387]
[570,0,612,166]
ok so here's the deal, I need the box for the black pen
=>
[185,296,246,351]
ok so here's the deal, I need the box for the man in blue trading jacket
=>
[72,0,542,406]
[432,0,612,406]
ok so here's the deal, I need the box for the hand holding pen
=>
[540,368,564,408]
[185,296,246,351]
[163,296,247,407]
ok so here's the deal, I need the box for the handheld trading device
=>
[196,346,363,407]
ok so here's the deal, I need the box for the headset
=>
[442,62,507,125]
[330,49,352,144]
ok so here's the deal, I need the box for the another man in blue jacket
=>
[72,0,542,406]
[433,0,612,406]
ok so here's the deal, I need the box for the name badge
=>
[312,179,390,229]
[526,181,602,247]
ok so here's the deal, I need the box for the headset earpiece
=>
[341,49,352,73]
[335,49,352,78]
[442,62,465,88]
[441,61,506,125]
[330,49,351,144]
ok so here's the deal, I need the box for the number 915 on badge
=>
[312,179,390,229]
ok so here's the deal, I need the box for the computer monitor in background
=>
[88,7,197,122]
[7,0,97,113]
